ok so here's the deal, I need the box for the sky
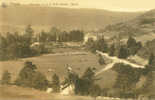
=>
[0,0,155,12]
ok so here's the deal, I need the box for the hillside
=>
[0,5,142,33]
[103,9,155,38]
[138,39,155,58]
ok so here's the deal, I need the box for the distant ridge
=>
[103,9,155,37]
[0,5,142,33]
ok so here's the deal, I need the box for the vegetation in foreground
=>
[1,50,155,99]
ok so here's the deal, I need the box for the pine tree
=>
[118,45,129,59]
[25,25,34,35]
[109,43,115,56]
[15,61,37,87]
[95,37,108,53]
[32,72,48,90]
[113,63,142,94]
[1,70,11,85]
[49,27,60,42]
[127,36,142,55]
[127,36,137,48]
[75,67,96,95]
[98,56,105,65]
[149,53,154,66]
[52,74,60,92]
[15,61,48,90]
[24,25,34,44]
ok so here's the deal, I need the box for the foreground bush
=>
[15,61,48,90]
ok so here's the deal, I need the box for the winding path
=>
[95,50,145,76]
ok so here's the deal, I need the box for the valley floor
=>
[0,48,151,100]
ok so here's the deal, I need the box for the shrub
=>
[112,63,143,93]
[32,72,48,90]
[51,74,60,92]
[118,45,129,59]
[15,61,48,90]
[109,43,115,56]
[98,56,105,65]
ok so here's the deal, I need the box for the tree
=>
[15,61,37,87]
[112,63,142,94]
[142,53,155,92]
[73,67,96,95]
[52,74,60,92]
[98,55,105,65]
[58,31,69,42]
[23,25,34,45]
[32,72,48,90]
[82,67,95,81]
[15,61,48,90]
[39,30,48,42]
[1,70,11,85]
[144,53,155,75]
[118,45,129,59]
[69,30,84,42]
[127,36,137,48]
[148,53,155,66]
[78,67,96,95]
[127,36,142,55]
[109,43,115,56]
[25,25,34,35]
[95,37,108,53]
[0,32,35,60]
[136,42,142,50]
[86,38,97,53]
[49,27,61,42]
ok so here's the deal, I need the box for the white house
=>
[84,33,97,44]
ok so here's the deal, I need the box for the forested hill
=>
[0,5,142,33]
[103,9,155,37]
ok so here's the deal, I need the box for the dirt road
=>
[95,50,145,76]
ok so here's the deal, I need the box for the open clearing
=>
[0,85,94,100]
[0,48,151,99]
[0,48,117,89]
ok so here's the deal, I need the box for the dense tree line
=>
[109,36,142,59]
[0,25,40,60]
[39,28,84,42]
[86,35,142,59]
[0,25,84,61]
[86,37,108,53]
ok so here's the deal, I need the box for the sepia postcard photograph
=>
[0,0,155,100]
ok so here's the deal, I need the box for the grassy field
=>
[0,47,153,99]
[0,48,117,89]
[0,48,118,100]
[0,85,95,100]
